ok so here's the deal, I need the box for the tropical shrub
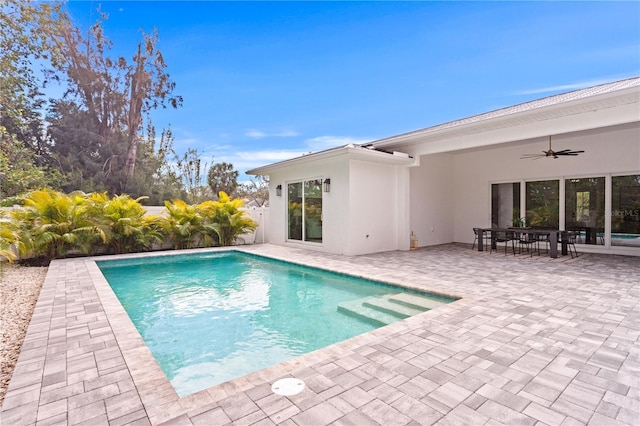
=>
[11,189,91,260]
[209,192,257,246]
[2,189,258,263]
[162,199,204,249]
[194,200,220,247]
[0,210,22,263]
[95,193,164,254]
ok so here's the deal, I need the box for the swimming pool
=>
[97,251,454,396]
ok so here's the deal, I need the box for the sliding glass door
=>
[287,179,323,243]
[489,175,640,250]
[612,175,640,247]
[565,177,605,245]
[526,180,559,228]
[491,183,520,227]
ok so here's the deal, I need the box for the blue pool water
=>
[97,251,451,396]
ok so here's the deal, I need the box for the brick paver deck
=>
[1,244,638,425]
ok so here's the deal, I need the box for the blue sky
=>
[65,1,640,180]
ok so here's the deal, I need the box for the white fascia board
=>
[371,85,640,152]
[246,145,414,176]
[408,101,640,157]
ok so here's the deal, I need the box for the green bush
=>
[162,193,257,248]
[10,189,88,260]
[81,192,165,254]
[208,192,257,246]
[1,189,258,263]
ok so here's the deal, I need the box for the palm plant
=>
[0,210,23,263]
[162,199,203,249]
[209,192,257,246]
[195,200,220,247]
[14,189,86,260]
[100,194,164,254]
[68,191,109,255]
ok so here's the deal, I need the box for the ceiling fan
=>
[521,136,584,159]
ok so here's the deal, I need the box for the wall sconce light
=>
[276,184,282,196]
[323,178,331,193]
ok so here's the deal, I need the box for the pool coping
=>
[90,247,468,424]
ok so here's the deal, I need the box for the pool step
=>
[362,296,424,319]
[338,292,446,326]
[388,293,448,311]
[337,298,399,326]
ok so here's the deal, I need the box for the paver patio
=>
[1,243,638,425]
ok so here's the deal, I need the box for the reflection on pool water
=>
[97,251,454,396]
[576,232,640,247]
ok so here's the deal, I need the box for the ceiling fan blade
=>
[520,136,585,159]
[556,150,584,155]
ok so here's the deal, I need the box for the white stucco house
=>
[247,77,640,257]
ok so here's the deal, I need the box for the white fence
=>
[239,206,270,245]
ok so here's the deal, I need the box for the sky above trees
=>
[54,1,640,179]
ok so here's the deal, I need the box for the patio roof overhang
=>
[365,77,640,156]
[246,144,415,176]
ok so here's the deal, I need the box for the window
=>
[576,192,590,219]
[491,183,520,227]
[612,175,640,247]
[287,179,323,243]
[526,180,559,228]
[565,177,605,245]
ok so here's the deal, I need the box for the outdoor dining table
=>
[476,228,568,258]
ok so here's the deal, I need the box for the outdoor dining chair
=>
[536,232,550,254]
[472,228,491,251]
[561,231,579,259]
[516,230,539,256]
[490,230,516,255]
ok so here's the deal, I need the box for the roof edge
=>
[246,144,413,176]
[366,76,640,148]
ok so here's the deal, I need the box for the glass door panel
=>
[287,179,323,243]
[612,175,640,247]
[287,182,302,241]
[565,177,605,245]
[526,180,559,228]
[491,183,521,227]
[304,179,323,243]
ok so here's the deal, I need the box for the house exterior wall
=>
[450,123,640,251]
[346,159,409,255]
[265,154,411,256]
[267,156,349,254]
[409,153,455,247]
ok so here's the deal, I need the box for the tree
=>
[120,122,186,204]
[237,175,269,207]
[0,0,66,158]
[0,127,63,201]
[207,162,238,198]
[48,8,182,193]
[177,148,211,203]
